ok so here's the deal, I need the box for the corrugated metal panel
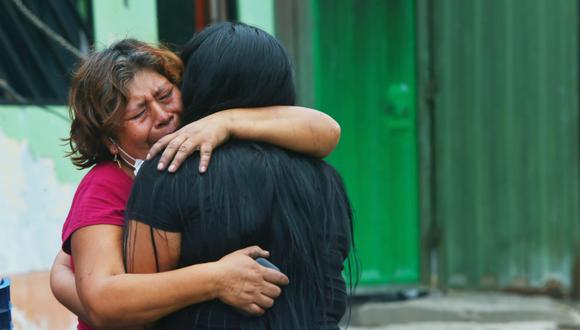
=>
[310,0,420,286]
[431,0,580,289]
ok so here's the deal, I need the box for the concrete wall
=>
[237,0,275,35]
[1,1,158,327]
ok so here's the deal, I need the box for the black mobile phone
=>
[255,257,280,272]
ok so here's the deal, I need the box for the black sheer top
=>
[125,141,353,329]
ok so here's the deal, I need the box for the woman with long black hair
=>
[124,22,356,329]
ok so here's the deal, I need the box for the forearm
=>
[226,106,341,157]
[79,262,219,327]
[50,251,145,330]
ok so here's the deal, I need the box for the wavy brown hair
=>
[66,39,183,169]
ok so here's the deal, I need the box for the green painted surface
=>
[237,0,275,35]
[92,0,158,46]
[75,0,92,22]
[0,105,84,184]
[430,0,580,289]
[311,0,420,285]
[0,1,159,185]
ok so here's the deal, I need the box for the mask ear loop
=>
[109,137,122,168]
[109,137,139,169]
[113,154,122,168]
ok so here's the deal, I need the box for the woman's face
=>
[114,69,182,159]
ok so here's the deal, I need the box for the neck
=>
[112,158,135,179]
[119,162,136,179]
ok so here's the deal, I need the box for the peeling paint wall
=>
[0,106,82,275]
[0,1,159,327]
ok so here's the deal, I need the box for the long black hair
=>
[125,22,356,329]
[179,22,296,124]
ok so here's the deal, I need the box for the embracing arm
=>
[225,106,341,158]
[149,106,341,172]
[71,224,285,328]
[124,220,280,314]
[50,251,143,330]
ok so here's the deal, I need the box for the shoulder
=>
[72,162,132,195]
[73,162,134,204]
[129,155,200,206]
[135,155,193,185]
[126,156,194,232]
[84,161,133,185]
[61,162,133,253]
[73,162,132,199]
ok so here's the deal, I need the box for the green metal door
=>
[311,0,420,286]
[422,0,580,289]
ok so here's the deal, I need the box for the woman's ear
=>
[103,137,118,155]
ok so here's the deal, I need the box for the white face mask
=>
[109,138,145,176]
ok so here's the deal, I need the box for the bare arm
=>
[71,224,287,328]
[148,106,341,173]
[227,107,340,158]
[50,250,91,322]
[125,220,280,312]
[50,251,143,330]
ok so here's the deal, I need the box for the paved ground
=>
[349,321,559,330]
[344,291,580,330]
[8,275,580,330]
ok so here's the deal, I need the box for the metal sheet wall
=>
[427,0,580,289]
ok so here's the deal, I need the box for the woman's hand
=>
[148,106,341,174]
[147,112,232,173]
[213,246,289,316]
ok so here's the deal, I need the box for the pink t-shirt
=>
[61,162,133,330]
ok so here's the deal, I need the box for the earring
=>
[113,154,121,168]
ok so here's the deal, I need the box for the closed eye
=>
[159,88,173,101]
[130,108,147,120]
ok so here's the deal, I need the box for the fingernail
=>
[199,166,206,173]
[169,164,176,172]
[157,162,164,170]
[146,153,151,160]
